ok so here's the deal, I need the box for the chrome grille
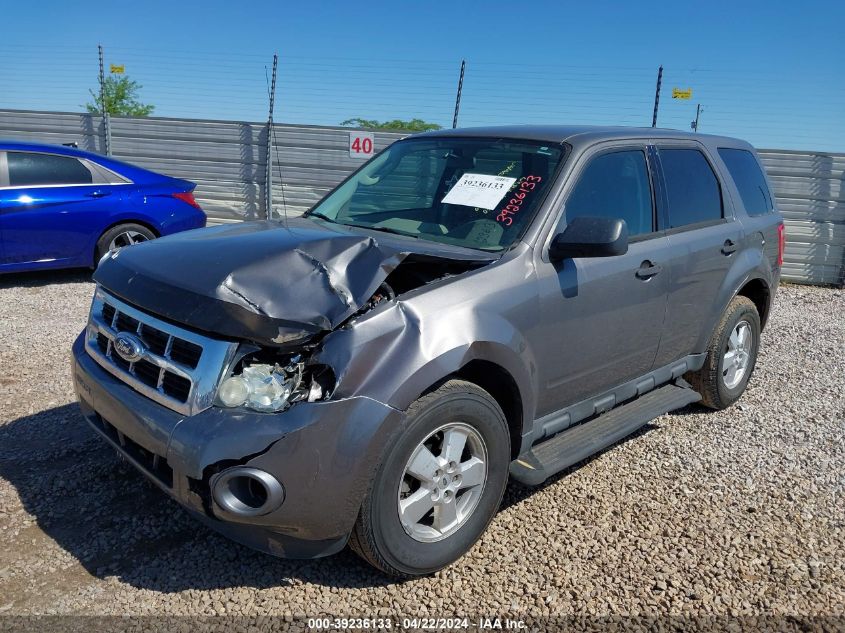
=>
[85,288,238,416]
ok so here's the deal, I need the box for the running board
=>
[510,382,701,486]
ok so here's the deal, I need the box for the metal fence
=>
[757,150,844,286]
[0,108,842,287]
[0,108,405,221]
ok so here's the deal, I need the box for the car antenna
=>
[265,55,289,227]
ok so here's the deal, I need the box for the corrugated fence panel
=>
[0,109,106,153]
[267,125,405,215]
[109,116,268,221]
[0,109,841,286]
[758,149,845,286]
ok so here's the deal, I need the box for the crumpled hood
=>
[94,217,486,346]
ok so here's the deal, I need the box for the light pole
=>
[691,103,702,132]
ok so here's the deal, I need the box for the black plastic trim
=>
[511,381,701,486]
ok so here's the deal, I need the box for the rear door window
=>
[7,152,94,187]
[718,148,774,216]
[564,149,654,237]
[659,148,723,229]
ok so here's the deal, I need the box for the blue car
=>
[0,141,206,273]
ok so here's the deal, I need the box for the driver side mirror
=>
[549,216,629,261]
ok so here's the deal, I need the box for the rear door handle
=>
[635,261,662,279]
[721,239,737,255]
[87,190,110,198]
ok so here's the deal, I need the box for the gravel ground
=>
[0,271,842,623]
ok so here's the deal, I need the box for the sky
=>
[1,0,844,151]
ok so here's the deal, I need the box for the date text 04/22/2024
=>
[307,617,527,630]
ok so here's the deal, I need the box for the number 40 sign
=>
[349,132,374,158]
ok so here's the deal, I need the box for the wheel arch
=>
[736,277,772,329]
[435,359,525,461]
[378,340,535,459]
[697,245,776,353]
[92,218,161,265]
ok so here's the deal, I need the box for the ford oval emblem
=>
[113,332,145,363]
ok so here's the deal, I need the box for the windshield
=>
[306,138,564,251]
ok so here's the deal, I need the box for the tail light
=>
[171,190,202,210]
[776,223,785,267]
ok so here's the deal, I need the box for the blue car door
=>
[0,150,124,268]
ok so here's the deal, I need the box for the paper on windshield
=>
[441,173,517,211]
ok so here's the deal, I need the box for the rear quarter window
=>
[718,148,774,217]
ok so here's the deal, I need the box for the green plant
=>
[340,118,442,132]
[85,76,155,117]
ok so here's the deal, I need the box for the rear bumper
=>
[159,207,207,236]
[71,333,406,559]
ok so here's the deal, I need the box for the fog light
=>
[217,376,249,407]
[211,467,285,516]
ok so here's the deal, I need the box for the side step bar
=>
[509,382,701,486]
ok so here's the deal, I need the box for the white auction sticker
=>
[441,173,517,210]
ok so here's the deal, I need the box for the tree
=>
[85,76,155,117]
[340,118,442,132]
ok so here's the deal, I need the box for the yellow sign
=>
[672,87,692,100]
[110,64,125,74]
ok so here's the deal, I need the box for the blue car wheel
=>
[95,223,156,263]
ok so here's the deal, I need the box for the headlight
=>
[215,353,333,413]
[216,363,298,412]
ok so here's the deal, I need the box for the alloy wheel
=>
[722,320,753,389]
[397,422,488,543]
[109,230,149,250]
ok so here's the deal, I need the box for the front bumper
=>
[71,333,406,559]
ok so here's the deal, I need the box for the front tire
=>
[686,295,761,409]
[349,380,510,577]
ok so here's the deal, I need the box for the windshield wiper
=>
[305,211,337,223]
[347,224,421,239]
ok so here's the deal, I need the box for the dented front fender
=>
[314,253,540,439]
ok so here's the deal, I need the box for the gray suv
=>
[72,126,783,577]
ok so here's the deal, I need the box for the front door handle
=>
[721,239,737,255]
[87,190,110,198]
[635,260,663,279]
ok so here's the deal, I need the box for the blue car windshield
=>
[306,138,564,251]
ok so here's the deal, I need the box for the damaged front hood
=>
[94,218,488,346]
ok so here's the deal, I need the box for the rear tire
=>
[686,295,761,410]
[349,380,510,577]
[95,223,156,265]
